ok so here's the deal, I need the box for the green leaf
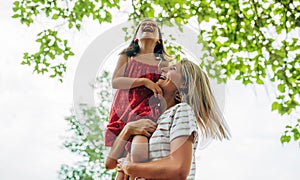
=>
[280,135,291,143]
[52,14,59,20]
[63,54,68,60]
[278,84,285,93]
[68,23,73,29]
[285,125,292,129]
[256,78,264,84]
[272,102,279,111]
[12,14,20,18]
[292,128,300,141]
[13,1,19,6]
[294,133,300,141]
[76,24,81,30]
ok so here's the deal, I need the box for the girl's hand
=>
[143,78,162,97]
[125,119,157,137]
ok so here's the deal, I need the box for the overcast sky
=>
[0,1,299,180]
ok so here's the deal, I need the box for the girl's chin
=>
[139,35,157,40]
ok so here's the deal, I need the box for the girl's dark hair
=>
[119,20,171,61]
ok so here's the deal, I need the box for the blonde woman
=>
[107,58,230,180]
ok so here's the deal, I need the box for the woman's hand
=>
[115,136,194,180]
[143,78,163,97]
[117,158,132,176]
[106,119,156,170]
[125,119,157,137]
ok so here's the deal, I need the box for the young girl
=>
[104,19,170,179]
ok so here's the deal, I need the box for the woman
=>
[106,59,230,179]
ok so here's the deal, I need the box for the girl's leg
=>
[129,135,149,180]
[115,171,125,180]
[131,135,149,163]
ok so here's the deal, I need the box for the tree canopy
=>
[12,0,300,144]
[59,71,116,180]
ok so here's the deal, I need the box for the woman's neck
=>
[160,95,176,112]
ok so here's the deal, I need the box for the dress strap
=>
[123,56,131,76]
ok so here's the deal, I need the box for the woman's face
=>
[135,20,160,41]
[158,63,186,94]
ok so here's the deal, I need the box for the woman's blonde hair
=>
[180,58,231,140]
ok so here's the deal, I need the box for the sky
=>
[0,1,299,180]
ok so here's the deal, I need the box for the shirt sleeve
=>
[170,103,198,143]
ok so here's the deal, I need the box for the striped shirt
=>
[148,103,198,180]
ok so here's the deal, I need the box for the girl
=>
[104,19,170,179]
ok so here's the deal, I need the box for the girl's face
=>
[135,20,160,41]
[158,63,186,94]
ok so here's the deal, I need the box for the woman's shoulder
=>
[161,103,194,120]
[171,102,193,112]
[169,103,199,142]
[160,103,191,118]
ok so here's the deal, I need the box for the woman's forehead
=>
[175,62,182,69]
[168,60,180,66]
[168,62,182,70]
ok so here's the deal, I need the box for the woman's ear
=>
[175,90,182,102]
[179,87,188,95]
[179,82,188,89]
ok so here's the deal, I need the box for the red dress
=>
[105,58,161,147]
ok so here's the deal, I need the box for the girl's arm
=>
[105,119,157,169]
[112,54,145,89]
[118,135,194,180]
[112,54,162,96]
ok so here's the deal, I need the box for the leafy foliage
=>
[58,72,116,179]
[12,0,300,147]
[12,0,120,81]
[21,29,74,82]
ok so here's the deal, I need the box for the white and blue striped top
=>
[149,103,199,180]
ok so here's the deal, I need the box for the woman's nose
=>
[160,66,168,74]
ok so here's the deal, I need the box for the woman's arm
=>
[118,135,194,180]
[112,54,162,96]
[105,119,157,169]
